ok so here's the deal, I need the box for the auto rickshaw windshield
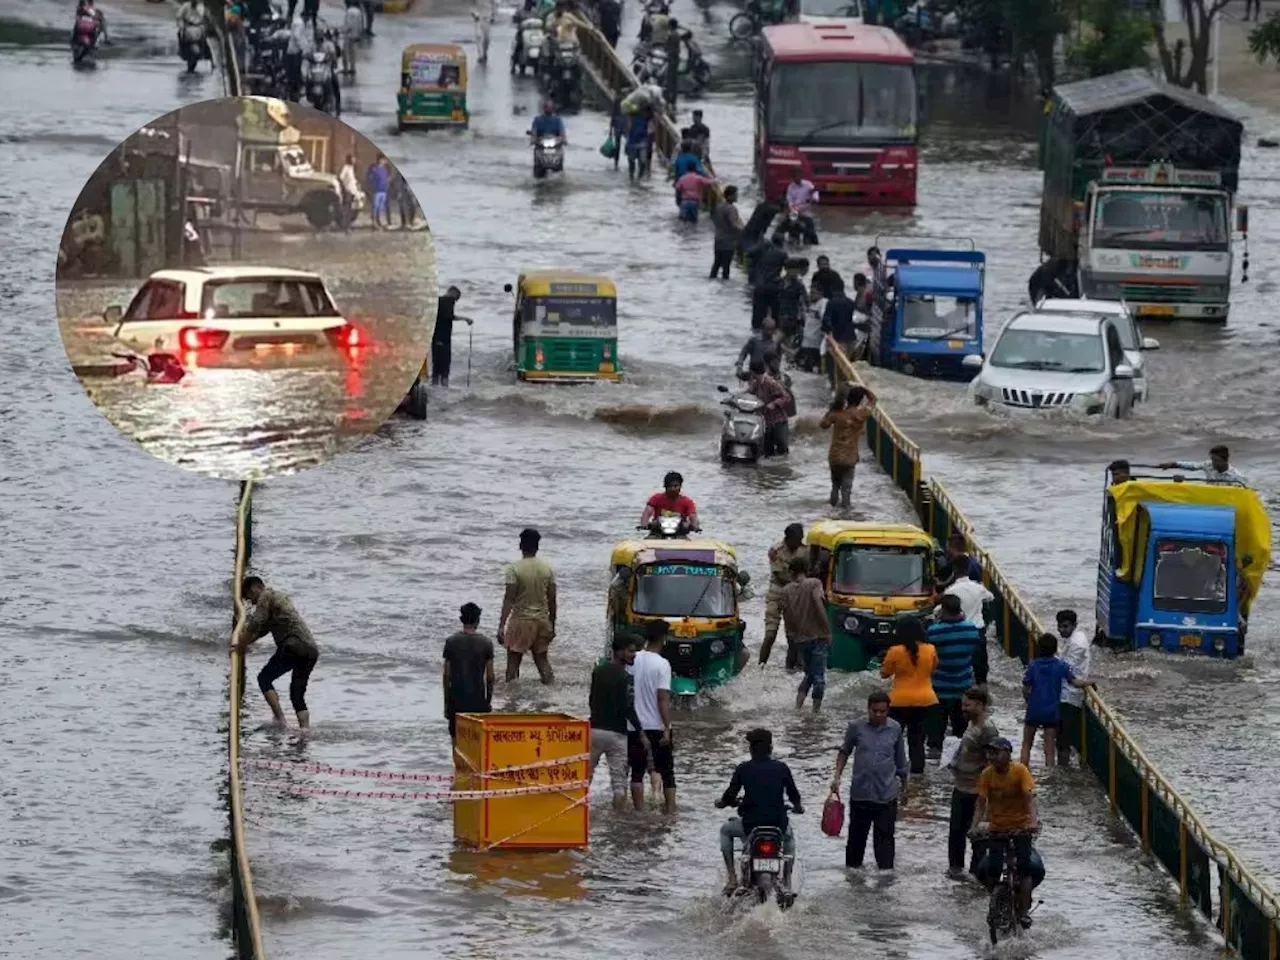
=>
[632,562,736,617]
[526,296,616,326]
[833,545,931,595]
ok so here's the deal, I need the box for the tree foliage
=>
[954,0,1068,87]
[1069,0,1152,77]
[1248,11,1280,64]
[1146,0,1232,94]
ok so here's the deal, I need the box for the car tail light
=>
[177,327,229,350]
[325,323,363,348]
[754,839,779,857]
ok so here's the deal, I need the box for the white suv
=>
[1035,298,1159,402]
[969,309,1137,418]
[103,266,359,361]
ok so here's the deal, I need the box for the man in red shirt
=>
[639,471,700,530]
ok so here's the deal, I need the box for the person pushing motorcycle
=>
[715,728,803,895]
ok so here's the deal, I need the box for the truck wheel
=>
[303,192,338,229]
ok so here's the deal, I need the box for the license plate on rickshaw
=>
[1139,304,1177,317]
[1180,634,1202,648]
[752,858,782,872]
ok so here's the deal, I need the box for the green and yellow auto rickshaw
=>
[606,538,752,696]
[505,272,622,382]
[397,44,469,131]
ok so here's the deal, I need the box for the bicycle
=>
[975,828,1042,945]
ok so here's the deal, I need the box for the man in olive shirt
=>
[778,556,831,711]
[498,527,558,684]
[233,576,321,730]
[947,686,999,877]
[589,634,650,810]
[761,523,806,672]
[443,602,495,741]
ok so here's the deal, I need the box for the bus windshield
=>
[833,545,930,595]
[1092,190,1229,252]
[767,61,916,143]
[1153,539,1228,614]
[632,563,736,617]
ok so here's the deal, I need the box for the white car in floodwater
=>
[103,266,362,361]
[798,0,862,24]
[1034,298,1160,402]
[969,308,1138,418]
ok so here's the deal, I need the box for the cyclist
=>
[639,471,700,531]
[968,737,1046,927]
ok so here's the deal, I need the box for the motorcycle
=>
[682,33,711,90]
[179,21,211,73]
[636,516,698,539]
[511,17,544,73]
[774,207,817,247]
[716,385,767,463]
[71,14,100,64]
[532,135,564,179]
[724,799,798,909]
[547,39,582,111]
[303,48,338,114]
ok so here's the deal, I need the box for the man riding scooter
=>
[773,169,819,245]
[715,728,803,896]
[72,0,108,49]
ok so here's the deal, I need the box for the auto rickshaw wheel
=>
[404,378,428,420]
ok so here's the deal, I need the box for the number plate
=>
[1138,304,1177,317]
[731,443,752,457]
[947,339,964,349]
[1180,634,1202,648]
[825,183,857,193]
[752,858,782,872]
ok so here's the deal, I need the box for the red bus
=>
[754,23,918,207]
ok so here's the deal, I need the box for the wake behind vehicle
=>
[1038,69,1246,322]
[755,23,917,206]
[398,44,470,131]
[968,306,1137,417]
[505,272,621,382]
[1034,298,1158,402]
[806,521,940,671]
[867,246,984,381]
[717,385,766,463]
[101,266,363,369]
[1096,469,1270,659]
[606,537,752,695]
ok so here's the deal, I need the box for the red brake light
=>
[177,327,229,350]
[325,323,362,348]
[755,839,779,857]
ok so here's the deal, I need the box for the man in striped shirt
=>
[926,594,984,751]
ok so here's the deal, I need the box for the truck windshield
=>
[528,296,616,327]
[632,564,736,617]
[901,296,976,339]
[833,546,929,595]
[989,328,1105,373]
[1152,539,1228,614]
[1093,190,1229,252]
[768,62,916,143]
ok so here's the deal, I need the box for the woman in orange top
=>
[879,617,938,775]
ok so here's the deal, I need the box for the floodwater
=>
[1,2,1274,960]
[51,100,437,480]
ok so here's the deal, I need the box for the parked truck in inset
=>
[1037,69,1246,323]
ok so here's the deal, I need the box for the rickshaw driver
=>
[639,471,701,531]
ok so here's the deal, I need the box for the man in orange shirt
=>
[969,737,1046,927]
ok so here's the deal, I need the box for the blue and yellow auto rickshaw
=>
[1096,470,1270,658]
[867,246,985,381]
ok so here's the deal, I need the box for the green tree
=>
[1147,0,1231,94]
[1248,10,1280,64]
[1070,0,1153,76]
[956,0,1067,86]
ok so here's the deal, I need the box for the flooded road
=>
[1,0,1273,957]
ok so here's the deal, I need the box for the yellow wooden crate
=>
[453,713,589,850]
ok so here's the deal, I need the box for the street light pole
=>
[1210,7,1221,97]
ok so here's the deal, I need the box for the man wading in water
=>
[443,602,495,741]
[498,527,558,683]
[233,577,321,730]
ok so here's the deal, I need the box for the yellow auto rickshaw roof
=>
[610,539,738,568]
[1110,479,1271,598]
[402,43,467,65]
[518,272,618,298]
[805,520,934,549]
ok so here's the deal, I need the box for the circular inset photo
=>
[55,96,437,481]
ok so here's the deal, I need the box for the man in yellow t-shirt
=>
[969,737,1045,926]
[498,527,558,684]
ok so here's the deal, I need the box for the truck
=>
[1038,69,1246,322]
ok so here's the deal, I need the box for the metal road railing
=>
[825,337,1279,959]
[228,480,266,959]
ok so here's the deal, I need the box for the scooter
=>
[304,47,338,114]
[716,384,766,464]
[773,207,816,247]
[179,22,212,72]
[532,135,565,179]
[71,14,101,64]
[637,517,698,539]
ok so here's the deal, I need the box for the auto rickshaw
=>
[806,520,942,672]
[505,272,622,382]
[397,44,469,131]
[606,538,753,695]
[1096,469,1270,658]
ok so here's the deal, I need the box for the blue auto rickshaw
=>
[1095,472,1271,659]
[866,247,985,381]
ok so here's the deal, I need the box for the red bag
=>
[821,793,845,837]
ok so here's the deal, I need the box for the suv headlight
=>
[1072,391,1106,413]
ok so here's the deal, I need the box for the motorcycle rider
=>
[529,99,567,147]
[776,169,820,245]
[639,471,700,532]
[72,0,108,48]
[177,0,210,38]
[969,737,1046,928]
[715,728,803,895]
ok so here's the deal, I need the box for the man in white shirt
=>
[1055,609,1092,767]
[628,621,676,813]
[941,560,994,632]
[1159,444,1247,487]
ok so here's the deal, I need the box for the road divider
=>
[826,338,1279,960]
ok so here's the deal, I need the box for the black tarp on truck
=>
[1038,69,1243,260]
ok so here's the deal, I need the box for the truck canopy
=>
[1042,69,1243,196]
